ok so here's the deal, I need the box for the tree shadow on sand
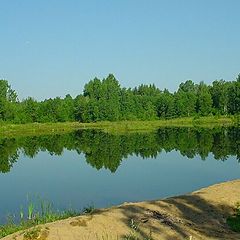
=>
[116,193,240,240]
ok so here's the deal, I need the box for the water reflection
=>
[0,127,239,174]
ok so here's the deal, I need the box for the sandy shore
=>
[3,180,240,240]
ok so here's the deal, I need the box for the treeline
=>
[0,127,239,173]
[0,74,240,123]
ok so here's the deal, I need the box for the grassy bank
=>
[0,207,79,238]
[0,122,102,137]
[0,116,237,137]
[0,211,78,239]
[100,116,236,134]
[0,199,95,239]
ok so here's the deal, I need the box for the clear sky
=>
[0,0,240,100]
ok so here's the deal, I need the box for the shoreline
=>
[2,179,240,240]
[0,116,236,137]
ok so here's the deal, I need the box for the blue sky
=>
[0,0,240,100]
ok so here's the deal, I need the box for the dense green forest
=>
[0,127,239,173]
[0,74,240,123]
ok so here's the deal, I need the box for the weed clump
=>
[227,202,240,232]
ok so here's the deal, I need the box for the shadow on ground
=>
[117,193,239,240]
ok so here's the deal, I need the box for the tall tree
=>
[196,82,213,116]
[210,80,229,115]
[157,89,175,118]
[175,80,197,116]
[228,75,240,114]
[0,80,18,121]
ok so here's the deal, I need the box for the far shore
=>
[0,116,237,137]
[2,179,240,240]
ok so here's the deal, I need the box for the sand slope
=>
[3,180,240,240]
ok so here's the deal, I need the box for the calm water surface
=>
[0,127,239,223]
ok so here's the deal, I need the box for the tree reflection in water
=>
[0,127,239,174]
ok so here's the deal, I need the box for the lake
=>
[0,127,239,224]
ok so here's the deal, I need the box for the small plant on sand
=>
[83,204,95,214]
[23,227,41,240]
[123,219,152,240]
[23,226,49,240]
[227,202,240,232]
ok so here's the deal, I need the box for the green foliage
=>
[228,79,240,114]
[0,80,18,122]
[157,89,175,118]
[175,80,197,117]
[227,202,240,232]
[196,82,213,116]
[1,73,240,124]
[210,80,229,115]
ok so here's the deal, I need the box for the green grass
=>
[0,199,80,238]
[100,116,235,134]
[0,122,101,137]
[0,115,237,137]
[227,202,240,232]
